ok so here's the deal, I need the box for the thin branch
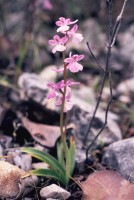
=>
[107,0,113,97]
[86,97,113,158]
[86,42,105,72]
[84,0,128,158]
[110,0,128,47]
[83,72,106,145]
[108,0,113,42]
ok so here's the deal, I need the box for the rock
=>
[82,18,106,55]
[7,149,32,171]
[75,146,86,170]
[18,73,49,105]
[117,78,134,95]
[118,25,134,66]
[46,199,58,200]
[0,134,12,149]
[39,65,58,82]
[102,138,134,182]
[118,95,131,104]
[0,161,38,199]
[32,162,49,170]
[0,145,3,157]
[66,94,121,165]
[40,184,71,200]
[75,146,94,171]
[68,103,122,151]
[72,85,95,105]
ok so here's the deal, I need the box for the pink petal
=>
[53,35,60,40]
[64,57,74,63]
[56,21,63,26]
[48,39,57,45]
[52,46,57,53]
[47,82,55,89]
[70,19,78,25]
[65,18,71,25]
[55,96,62,105]
[67,62,83,73]
[64,101,73,112]
[59,17,65,21]
[47,89,56,99]
[52,44,66,53]
[65,80,80,87]
[65,86,72,95]
[67,31,73,38]
[72,33,84,43]
[55,80,64,89]
[60,36,68,44]
[71,24,78,33]
[76,54,84,61]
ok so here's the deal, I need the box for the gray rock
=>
[0,145,3,157]
[0,134,12,149]
[102,138,134,182]
[40,184,71,200]
[75,146,86,171]
[7,149,32,171]
[32,162,49,170]
[69,103,122,150]
[0,161,38,199]
[39,65,58,82]
[82,18,106,56]
[117,78,134,95]
[46,199,59,200]
[118,25,134,66]
[18,73,49,105]
[66,96,122,165]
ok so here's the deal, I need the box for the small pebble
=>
[40,184,71,200]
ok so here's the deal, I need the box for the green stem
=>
[60,51,67,141]
[59,51,71,183]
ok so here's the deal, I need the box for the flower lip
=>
[64,54,84,73]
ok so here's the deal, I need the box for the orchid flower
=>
[67,24,84,43]
[47,80,65,99]
[56,17,78,33]
[55,87,73,112]
[47,79,79,99]
[48,35,68,53]
[64,53,84,73]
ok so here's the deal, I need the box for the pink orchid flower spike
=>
[56,17,78,33]
[48,35,68,53]
[64,53,84,73]
[67,24,84,43]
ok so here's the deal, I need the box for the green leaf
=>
[21,147,65,177]
[62,138,71,183]
[57,142,65,166]
[30,168,67,186]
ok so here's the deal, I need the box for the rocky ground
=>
[0,0,134,199]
